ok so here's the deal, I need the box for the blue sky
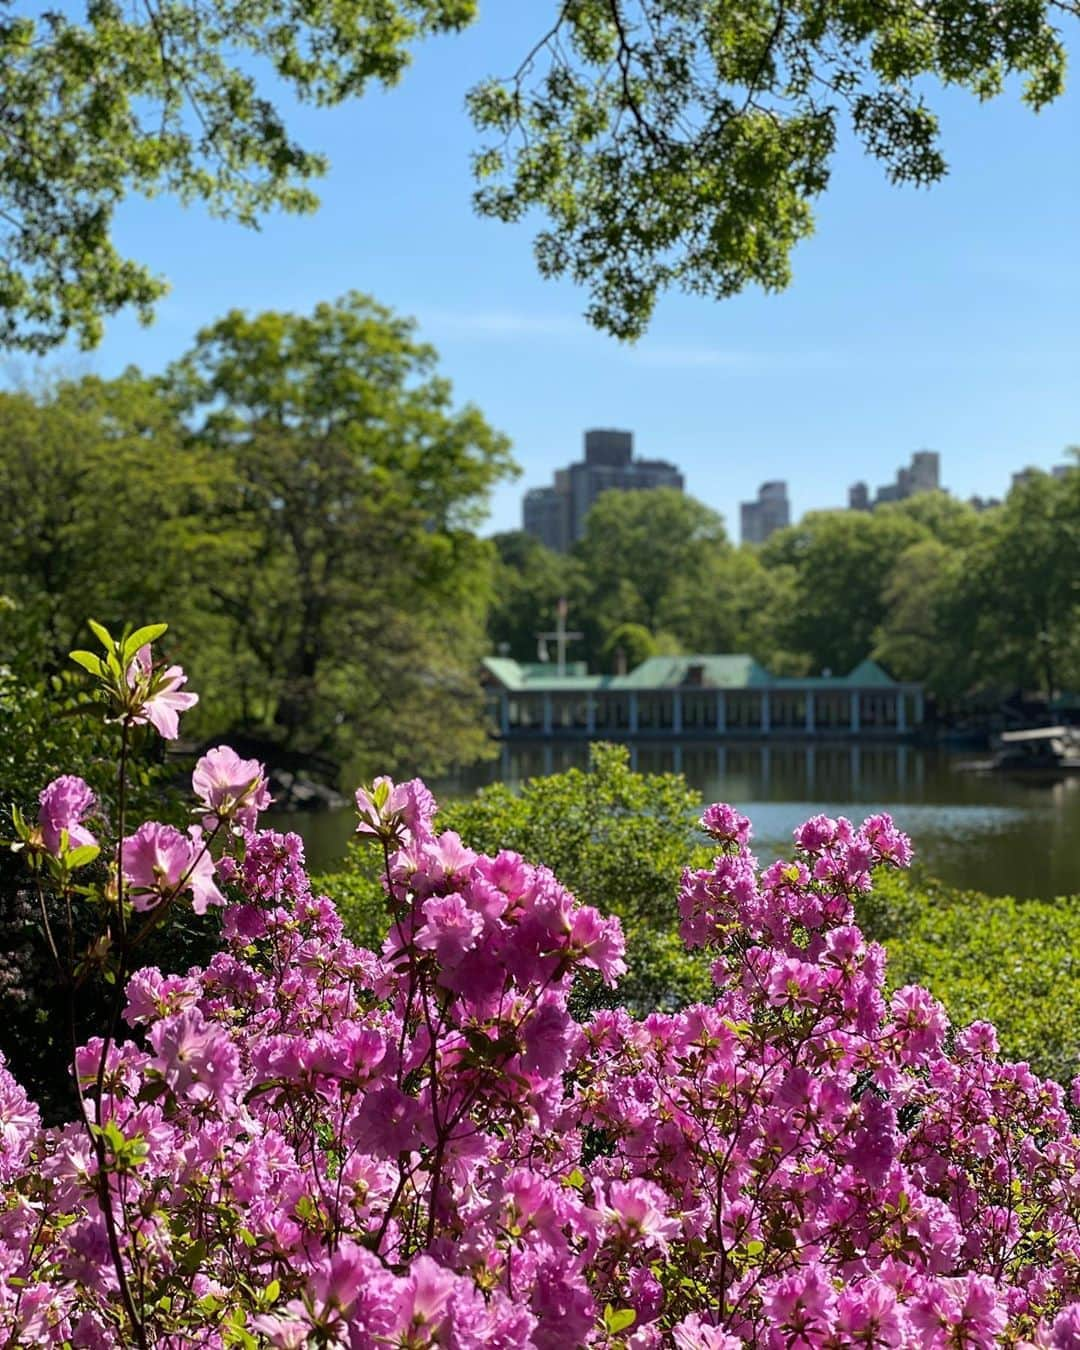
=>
[16,9,1080,537]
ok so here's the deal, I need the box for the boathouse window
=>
[594,693,630,730]
[637,694,674,730]
[727,693,762,728]
[682,692,716,729]
[510,695,543,729]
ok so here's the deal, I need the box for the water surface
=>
[268,741,1080,899]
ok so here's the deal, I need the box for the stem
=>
[81,717,147,1347]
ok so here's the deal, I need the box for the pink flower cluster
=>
[3,779,1080,1347]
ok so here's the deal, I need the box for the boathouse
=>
[481,654,924,739]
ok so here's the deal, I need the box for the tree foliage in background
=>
[493,464,1080,706]
[168,293,515,777]
[3,0,1080,348]
[576,488,729,635]
[0,294,515,780]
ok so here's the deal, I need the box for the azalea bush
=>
[4,625,1080,1345]
[322,744,716,1015]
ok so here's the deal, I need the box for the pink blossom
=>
[701,801,753,846]
[121,821,224,914]
[569,905,626,985]
[602,1179,680,1252]
[192,745,270,830]
[126,644,198,739]
[415,893,484,966]
[148,1007,242,1105]
[37,775,98,856]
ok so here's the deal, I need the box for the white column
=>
[805,692,815,735]
[586,694,596,735]
[716,690,727,734]
[628,691,639,734]
[500,691,510,736]
[761,691,771,735]
[914,688,924,725]
[897,692,907,734]
[850,692,860,734]
[542,693,552,736]
[672,691,683,735]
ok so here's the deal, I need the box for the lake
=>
[268,740,1080,899]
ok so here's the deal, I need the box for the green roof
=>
[482,654,907,693]
[612,654,771,689]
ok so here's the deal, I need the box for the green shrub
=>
[859,869,1080,1084]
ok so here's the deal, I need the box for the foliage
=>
[167,292,515,777]
[860,868,1080,1085]
[576,488,729,637]
[4,0,1080,349]
[759,508,927,675]
[947,465,1080,698]
[7,652,1080,1343]
[469,0,1076,338]
[485,530,587,666]
[495,466,1080,707]
[0,294,516,779]
[0,0,476,351]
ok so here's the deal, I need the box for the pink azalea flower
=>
[700,801,752,846]
[121,821,224,914]
[148,1007,241,1105]
[126,644,198,740]
[415,893,483,966]
[192,745,270,830]
[37,775,98,855]
[602,1179,680,1252]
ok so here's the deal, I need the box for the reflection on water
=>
[269,741,1080,899]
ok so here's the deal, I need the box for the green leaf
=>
[69,650,105,677]
[86,619,114,651]
[65,844,100,870]
[603,1305,636,1335]
[121,623,168,666]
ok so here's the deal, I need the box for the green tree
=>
[0,0,475,351]
[576,488,730,637]
[0,373,241,707]
[661,546,799,666]
[761,509,927,674]
[954,465,1080,698]
[487,532,587,663]
[167,292,516,777]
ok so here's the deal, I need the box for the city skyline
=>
[519,433,1073,546]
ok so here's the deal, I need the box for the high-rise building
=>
[740,481,790,544]
[848,481,870,511]
[521,429,684,550]
[850,451,941,511]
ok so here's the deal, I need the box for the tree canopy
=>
[491,467,1080,705]
[0,293,515,780]
[2,0,1079,348]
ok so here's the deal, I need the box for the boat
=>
[990,725,1080,772]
